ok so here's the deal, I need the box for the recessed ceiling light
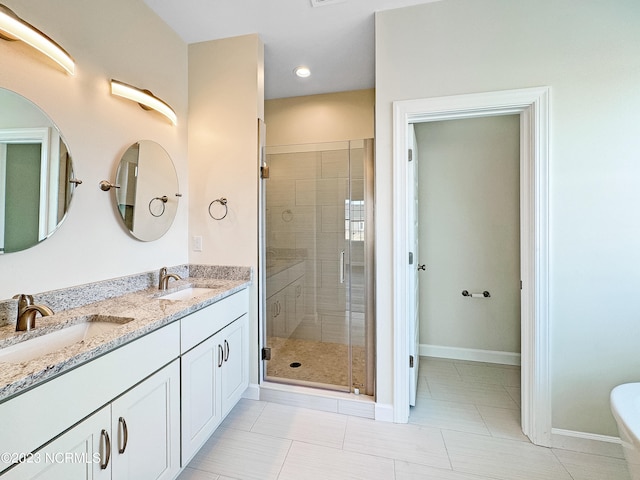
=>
[294,66,311,78]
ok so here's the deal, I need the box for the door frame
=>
[391,87,551,446]
[0,127,51,250]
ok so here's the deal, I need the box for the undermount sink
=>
[0,316,133,364]
[158,287,215,301]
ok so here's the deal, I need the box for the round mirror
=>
[114,140,180,241]
[0,88,78,254]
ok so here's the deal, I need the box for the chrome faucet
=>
[13,294,54,332]
[158,267,182,290]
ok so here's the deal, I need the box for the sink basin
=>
[0,316,132,364]
[158,287,215,301]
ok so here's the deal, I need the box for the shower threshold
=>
[259,381,375,419]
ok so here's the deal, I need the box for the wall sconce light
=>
[110,79,177,126]
[0,4,75,75]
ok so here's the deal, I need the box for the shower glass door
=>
[263,139,374,394]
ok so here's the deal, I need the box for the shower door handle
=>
[339,250,345,284]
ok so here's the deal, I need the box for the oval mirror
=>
[0,88,78,254]
[114,140,179,241]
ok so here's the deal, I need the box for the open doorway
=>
[409,114,523,436]
[392,87,551,447]
[415,115,521,364]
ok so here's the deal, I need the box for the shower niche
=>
[263,139,374,395]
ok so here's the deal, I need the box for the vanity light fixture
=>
[110,79,177,126]
[0,4,75,75]
[294,66,311,78]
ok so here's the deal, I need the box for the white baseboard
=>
[551,428,624,458]
[420,344,521,366]
[242,383,261,401]
[375,403,394,422]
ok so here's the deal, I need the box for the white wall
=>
[0,0,189,301]
[415,116,521,356]
[376,0,640,436]
[188,34,264,387]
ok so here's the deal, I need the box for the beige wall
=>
[376,0,640,436]
[265,89,374,146]
[416,116,521,356]
[188,34,264,387]
[0,0,188,300]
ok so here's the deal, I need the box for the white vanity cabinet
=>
[2,360,180,480]
[180,289,249,466]
[1,406,110,480]
[0,321,180,476]
[0,286,250,480]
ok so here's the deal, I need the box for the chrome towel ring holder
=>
[209,197,228,220]
[149,196,168,217]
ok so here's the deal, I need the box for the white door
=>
[408,124,420,407]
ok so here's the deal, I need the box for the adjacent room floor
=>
[177,357,631,480]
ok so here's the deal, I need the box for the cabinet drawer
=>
[180,289,249,353]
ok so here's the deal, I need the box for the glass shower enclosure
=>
[263,139,375,395]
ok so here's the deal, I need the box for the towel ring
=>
[281,209,293,222]
[209,197,228,220]
[149,196,168,217]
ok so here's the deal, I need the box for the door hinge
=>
[408,148,413,162]
[520,280,523,290]
[260,164,270,179]
[409,252,414,265]
[261,347,271,360]
[409,355,414,368]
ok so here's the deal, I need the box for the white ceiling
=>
[143,0,439,100]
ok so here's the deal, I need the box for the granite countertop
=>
[0,276,250,403]
[266,257,305,278]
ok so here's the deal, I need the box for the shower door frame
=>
[259,139,375,395]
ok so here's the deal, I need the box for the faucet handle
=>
[12,294,34,309]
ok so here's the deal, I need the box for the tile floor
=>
[266,335,367,390]
[178,357,631,480]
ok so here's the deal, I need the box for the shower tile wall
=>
[266,146,365,347]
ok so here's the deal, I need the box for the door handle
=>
[118,416,128,454]
[100,429,111,470]
[224,339,230,362]
[218,344,224,367]
[339,250,345,284]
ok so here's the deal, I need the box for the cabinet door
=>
[111,360,180,480]
[285,277,304,335]
[266,290,286,338]
[1,407,111,480]
[220,314,249,416]
[181,334,223,466]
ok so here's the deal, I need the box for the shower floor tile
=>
[265,335,366,391]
